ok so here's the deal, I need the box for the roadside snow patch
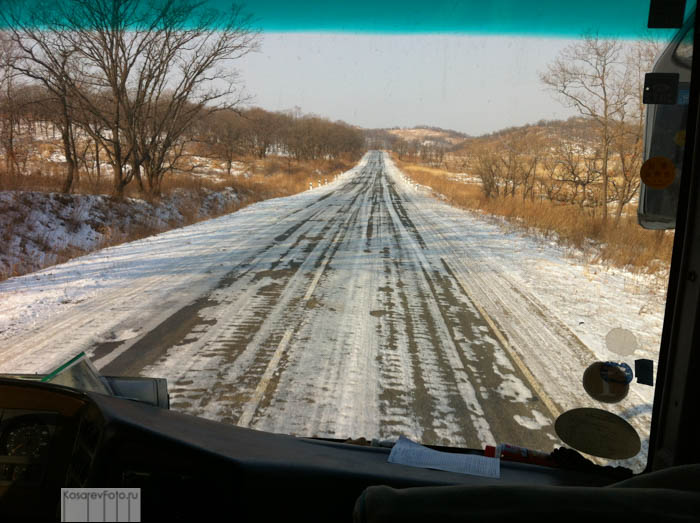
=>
[514,410,551,430]
[0,188,239,280]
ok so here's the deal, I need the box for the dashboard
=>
[0,377,623,522]
[0,381,88,520]
[0,410,60,485]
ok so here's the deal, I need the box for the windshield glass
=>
[0,0,692,473]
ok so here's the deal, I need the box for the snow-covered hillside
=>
[0,189,240,280]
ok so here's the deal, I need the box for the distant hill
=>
[385,126,470,146]
[365,126,470,149]
[365,118,601,153]
[450,117,600,155]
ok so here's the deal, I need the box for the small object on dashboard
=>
[370,438,395,448]
[484,443,557,468]
[41,352,113,396]
[389,436,500,479]
[549,447,634,480]
[344,437,371,446]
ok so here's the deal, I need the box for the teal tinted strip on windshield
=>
[234,0,677,36]
[1,0,689,36]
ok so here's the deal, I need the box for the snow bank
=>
[0,188,239,280]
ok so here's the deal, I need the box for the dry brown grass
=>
[0,168,232,199]
[0,155,353,201]
[226,156,353,200]
[394,156,673,274]
[397,162,482,207]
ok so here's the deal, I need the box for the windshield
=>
[0,0,692,473]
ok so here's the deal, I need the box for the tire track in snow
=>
[239,153,556,450]
[0,164,366,373]
[248,158,383,437]
[377,161,557,449]
[139,162,375,423]
[383,152,653,467]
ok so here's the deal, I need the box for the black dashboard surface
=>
[0,378,617,521]
[0,410,62,484]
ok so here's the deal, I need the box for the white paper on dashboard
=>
[387,436,500,479]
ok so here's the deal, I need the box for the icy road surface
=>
[0,151,665,468]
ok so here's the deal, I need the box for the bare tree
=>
[518,144,540,201]
[471,145,502,199]
[242,108,282,159]
[498,143,519,198]
[493,131,540,200]
[0,33,22,180]
[420,143,445,167]
[609,39,662,222]
[541,34,629,223]
[540,154,567,203]
[1,11,85,193]
[8,0,259,197]
[210,109,247,176]
[556,137,602,208]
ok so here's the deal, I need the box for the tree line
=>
[0,0,365,198]
[392,140,447,167]
[391,35,660,226]
[200,107,365,176]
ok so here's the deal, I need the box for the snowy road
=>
[128,150,560,450]
[0,151,665,465]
